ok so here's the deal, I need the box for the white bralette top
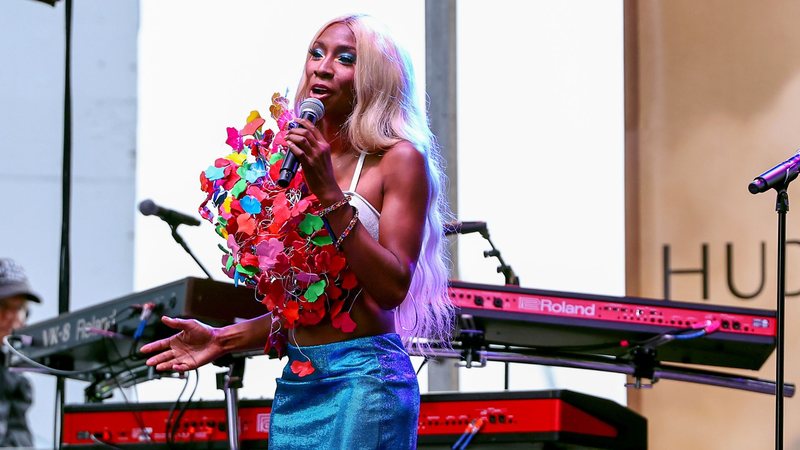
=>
[342,152,380,241]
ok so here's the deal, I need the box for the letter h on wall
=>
[663,244,709,301]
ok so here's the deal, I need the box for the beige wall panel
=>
[630,1,800,449]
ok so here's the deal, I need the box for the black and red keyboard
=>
[449,280,776,370]
[62,390,646,450]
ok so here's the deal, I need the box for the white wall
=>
[454,0,626,401]
[0,1,139,447]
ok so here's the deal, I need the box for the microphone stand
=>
[479,228,519,286]
[772,187,788,450]
[749,152,800,449]
[214,355,246,450]
[476,226,519,389]
[168,223,213,279]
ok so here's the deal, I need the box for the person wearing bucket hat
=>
[0,258,40,447]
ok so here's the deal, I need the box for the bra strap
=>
[348,152,367,192]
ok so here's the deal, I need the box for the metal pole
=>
[425,0,460,393]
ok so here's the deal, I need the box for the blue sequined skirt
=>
[269,333,420,449]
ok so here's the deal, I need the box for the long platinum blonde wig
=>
[295,14,454,349]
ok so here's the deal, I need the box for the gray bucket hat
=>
[0,258,42,303]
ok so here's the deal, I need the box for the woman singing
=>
[141,14,453,449]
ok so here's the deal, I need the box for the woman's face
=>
[305,23,357,120]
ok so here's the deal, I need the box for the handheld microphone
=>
[277,98,325,188]
[138,199,201,227]
[748,151,800,194]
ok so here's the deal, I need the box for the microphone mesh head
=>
[138,199,157,216]
[299,98,325,121]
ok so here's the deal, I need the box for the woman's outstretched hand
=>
[139,316,224,372]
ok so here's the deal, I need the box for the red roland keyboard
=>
[61,390,646,449]
[417,390,645,449]
[449,281,777,370]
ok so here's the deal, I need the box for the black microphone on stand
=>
[138,199,200,227]
[277,98,325,188]
[747,150,800,450]
[443,221,487,236]
[138,199,213,279]
[444,220,519,285]
[748,151,800,194]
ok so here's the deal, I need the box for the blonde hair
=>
[295,15,454,349]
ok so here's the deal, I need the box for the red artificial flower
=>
[282,301,300,328]
[326,283,343,301]
[290,360,315,377]
[272,253,291,275]
[268,159,283,182]
[222,172,241,191]
[236,213,256,237]
[332,311,357,333]
[298,305,325,326]
[260,278,285,311]
[264,329,287,359]
[329,299,345,318]
[239,252,259,269]
[241,117,266,136]
[199,172,212,192]
[341,271,358,290]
